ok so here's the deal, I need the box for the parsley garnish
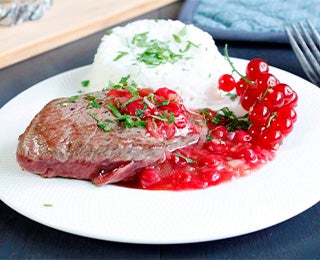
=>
[87,112,113,132]
[173,34,181,43]
[151,110,175,123]
[199,107,251,131]
[179,40,199,53]
[174,152,196,164]
[86,95,101,108]
[57,95,80,105]
[81,80,90,87]
[113,51,129,61]
[106,102,146,128]
[131,32,149,47]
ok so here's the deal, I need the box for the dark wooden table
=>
[0,21,319,259]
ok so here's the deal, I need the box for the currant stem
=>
[223,44,254,86]
[266,112,277,128]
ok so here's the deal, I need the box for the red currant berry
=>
[274,83,295,105]
[233,130,252,143]
[249,103,271,126]
[272,116,294,136]
[236,78,247,96]
[211,125,228,139]
[256,129,283,150]
[218,74,236,92]
[286,90,298,108]
[277,106,297,123]
[246,58,269,81]
[240,88,261,111]
[255,73,279,94]
[261,88,285,111]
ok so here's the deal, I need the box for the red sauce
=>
[119,123,274,190]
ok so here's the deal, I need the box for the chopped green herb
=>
[87,112,113,132]
[199,107,251,131]
[151,110,175,123]
[81,80,90,87]
[174,152,196,164]
[156,100,170,107]
[43,204,53,207]
[206,130,213,141]
[136,40,183,66]
[173,34,181,43]
[178,25,187,36]
[225,92,238,101]
[113,51,129,61]
[136,105,147,117]
[119,75,130,85]
[132,32,149,47]
[86,95,101,108]
[106,29,113,35]
[85,95,97,101]
[143,96,156,109]
[179,40,199,53]
[57,95,80,105]
[121,96,140,108]
[106,102,122,118]
[124,83,139,97]
[88,100,101,108]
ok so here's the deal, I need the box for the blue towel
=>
[179,0,320,43]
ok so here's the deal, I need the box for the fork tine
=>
[299,21,320,70]
[307,20,320,47]
[292,23,320,80]
[285,25,320,86]
[285,21,320,85]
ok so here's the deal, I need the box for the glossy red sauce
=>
[119,122,274,190]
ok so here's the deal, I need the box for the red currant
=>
[274,84,294,105]
[249,103,271,126]
[255,73,279,94]
[272,116,294,136]
[240,87,261,111]
[286,90,298,108]
[218,74,236,92]
[232,130,252,143]
[236,78,247,96]
[246,58,269,81]
[277,106,297,123]
[248,125,265,139]
[261,88,285,111]
[256,129,283,150]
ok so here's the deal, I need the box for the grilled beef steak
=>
[16,91,206,186]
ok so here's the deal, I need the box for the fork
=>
[285,21,320,86]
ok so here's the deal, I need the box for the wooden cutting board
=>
[0,0,180,69]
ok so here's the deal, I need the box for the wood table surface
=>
[0,0,179,69]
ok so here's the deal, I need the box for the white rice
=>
[84,19,236,110]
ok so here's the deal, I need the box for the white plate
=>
[0,59,319,244]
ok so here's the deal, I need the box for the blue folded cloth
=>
[179,0,320,43]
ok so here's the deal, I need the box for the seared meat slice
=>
[16,91,205,186]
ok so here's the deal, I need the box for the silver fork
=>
[285,21,320,86]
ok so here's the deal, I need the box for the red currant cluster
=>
[218,58,298,150]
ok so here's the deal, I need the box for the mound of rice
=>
[84,19,234,110]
